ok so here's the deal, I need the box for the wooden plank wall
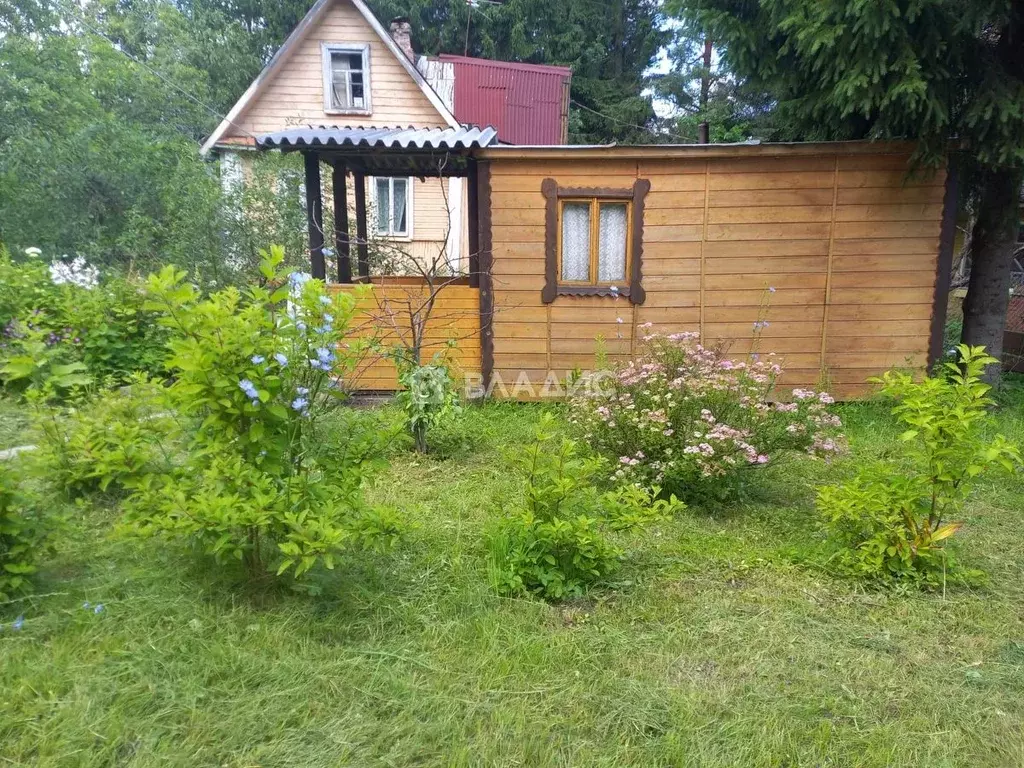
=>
[331,282,480,390]
[488,151,946,399]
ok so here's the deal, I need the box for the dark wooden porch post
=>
[303,152,326,280]
[353,171,370,280]
[332,163,352,283]
[467,159,480,287]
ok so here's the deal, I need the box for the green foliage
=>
[0,247,168,397]
[0,332,92,400]
[124,247,399,582]
[0,464,49,601]
[673,0,1024,172]
[32,376,173,498]
[490,414,683,599]
[818,345,1020,585]
[395,357,461,453]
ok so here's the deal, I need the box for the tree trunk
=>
[960,167,1024,383]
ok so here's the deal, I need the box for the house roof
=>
[435,54,571,145]
[199,0,458,157]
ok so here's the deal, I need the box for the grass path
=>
[2,400,1024,766]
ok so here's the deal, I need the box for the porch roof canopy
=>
[255,125,499,176]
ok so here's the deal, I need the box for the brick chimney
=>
[389,17,415,61]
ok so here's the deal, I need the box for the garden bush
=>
[0,246,168,396]
[395,356,461,453]
[818,344,1020,586]
[121,247,401,583]
[490,413,683,600]
[569,329,845,503]
[32,375,174,498]
[0,463,50,601]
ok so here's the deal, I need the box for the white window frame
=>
[371,176,414,240]
[321,42,371,115]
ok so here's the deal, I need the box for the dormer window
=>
[322,43,370,113]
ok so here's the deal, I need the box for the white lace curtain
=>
[598,203,627,282]
[561,202,591,281]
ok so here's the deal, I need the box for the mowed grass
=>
[2,396,1024,767]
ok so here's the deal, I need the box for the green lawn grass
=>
[2,397,1024,766]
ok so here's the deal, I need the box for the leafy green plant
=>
[490,414,683,600]
[0,330,91,399]
[818,345,1020,585]
[0,246,168,397]
[122,247,400,583]
[395,357,461,453]
[0,464,50,601]
[32,375,174,497]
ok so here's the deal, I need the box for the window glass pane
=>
[393,179,408,234]
[560,202,591,281]
[375,178,390,233]
[598,203,627,282]
[330,53,351,109]
[349,53,365,106]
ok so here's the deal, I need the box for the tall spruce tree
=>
[670,0,1024,380]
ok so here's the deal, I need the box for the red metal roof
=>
[437,54,571,145]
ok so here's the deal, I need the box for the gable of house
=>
[206,0,454,153]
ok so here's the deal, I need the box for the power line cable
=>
[569,98,693,143]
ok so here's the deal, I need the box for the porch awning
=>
[255,125,499,151]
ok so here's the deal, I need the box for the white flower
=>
[24,247,42,257]
[49,256,99,289]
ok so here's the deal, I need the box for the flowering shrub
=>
[570,329,845,502]
[122,247,401,583]
[489,413,684,600]
[818,345,1020,586]
[0,246,167,394]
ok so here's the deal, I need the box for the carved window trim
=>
[541,178,649,304]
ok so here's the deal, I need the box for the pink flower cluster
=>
[570,331,846,493]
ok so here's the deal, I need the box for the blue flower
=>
[94,604,104,614]
[315,347,335,363]
[768,286,776,293]
[296,387,309,395]
[12,615,24,631]
[314,325,332,335]
[251,355,266,364]
[82,601,90,609]
[296,321,307,333]
[291,396,309,412]
[323,313,334,324]
[239,379,259,400]
[274,353,288,367]
[319,295,332,306]
[288,271,312,288]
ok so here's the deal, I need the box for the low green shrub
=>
[32,375,174,497]
[121,247,401,584]
[818,345,1020,586]
[490,414,683,600]
[0,464,50,601]
[395,357,461,453]
[570,329,845,503]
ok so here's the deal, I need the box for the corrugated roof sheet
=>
[438,55,571,145]
[256,125,498,150]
